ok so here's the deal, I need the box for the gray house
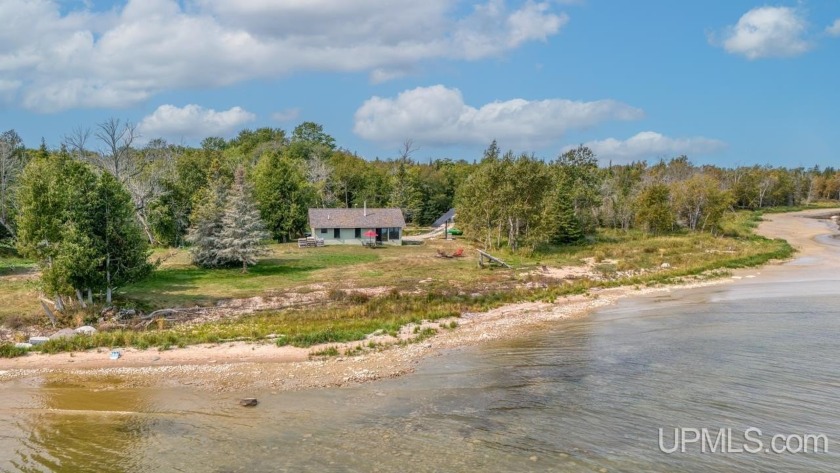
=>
[308,208,406,245]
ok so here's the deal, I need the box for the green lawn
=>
[122,245,382,308]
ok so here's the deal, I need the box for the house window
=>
[389,227,400,240]
[355,228,361,238]
[320,228,327,234]
[334,228,341,239]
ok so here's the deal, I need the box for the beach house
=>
[307,207,406,246]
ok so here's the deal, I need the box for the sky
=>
[1,0,839,167]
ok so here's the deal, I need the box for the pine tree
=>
[217,167,269,272]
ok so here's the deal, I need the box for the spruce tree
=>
[186,182,226,267]
[217,167,269,272]
[551,189,584,244]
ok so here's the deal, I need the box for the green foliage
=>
[388,159,423,224]
[0,342,28,358]
[0,129,26,240]
[291,121,335,151]
[15,150,151,300]
[554,145,602,233]
[671,173,733,232]
[549,189,584,244]
[252,149,315,242]
[456,143,590,251]
[635,184,675,234]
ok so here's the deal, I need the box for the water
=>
[3,230,840,471]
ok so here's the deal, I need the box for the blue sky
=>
[1,0,839,167]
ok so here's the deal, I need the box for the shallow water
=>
[3,249,840,471]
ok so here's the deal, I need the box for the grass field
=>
[0,209,800,356]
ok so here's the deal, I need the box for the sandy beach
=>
[0,208,837,392]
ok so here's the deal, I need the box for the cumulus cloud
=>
[716,6,811,59]
[570,132,727,163]
[826,19,840,37]
[353,85,643,147]
[138,104,256,140]
[0,0,568,112]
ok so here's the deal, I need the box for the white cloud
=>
[0,0,568,112]
[138,104,256,140]
[354,85,643,147]
[571,131,727,163]
[826,19,840,37]
[271,108,301,123]
[716,6,811,59]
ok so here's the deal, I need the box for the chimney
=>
[364,201,367,217]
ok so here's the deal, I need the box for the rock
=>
[660,262,671,269]
[75,325,97,335]
[50,328,77,340]
[14,343,32,350]
[28,336,50,345]
[240,398,259,407]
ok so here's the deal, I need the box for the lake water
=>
[2,229,840,472]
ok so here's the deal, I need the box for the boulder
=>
[28,336,50,345]
[239,398,259,407]
[75,325,98,335]
[660,262,671,269]
[50,328,77,340]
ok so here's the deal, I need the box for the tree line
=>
[1,121,839,307]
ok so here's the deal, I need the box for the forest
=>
[1,120,839,309]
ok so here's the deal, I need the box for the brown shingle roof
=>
[308,208,406,229]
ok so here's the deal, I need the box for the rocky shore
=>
[0,208,836,392]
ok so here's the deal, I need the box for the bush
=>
[0,343,29,358]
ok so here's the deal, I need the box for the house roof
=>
[432,208,456,227]
[308,208,406,229]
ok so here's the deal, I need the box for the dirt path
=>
[1,209,837,392]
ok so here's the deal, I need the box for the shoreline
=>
[1,208,837,391]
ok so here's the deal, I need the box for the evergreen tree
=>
[217,167,270,272]
[17,149,151,306]
[550,190,584,244]
[93,172,154,303]
[186,181,226,267]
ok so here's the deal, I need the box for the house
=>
[308,208,406,245]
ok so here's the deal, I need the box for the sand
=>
[1,208,837,391]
